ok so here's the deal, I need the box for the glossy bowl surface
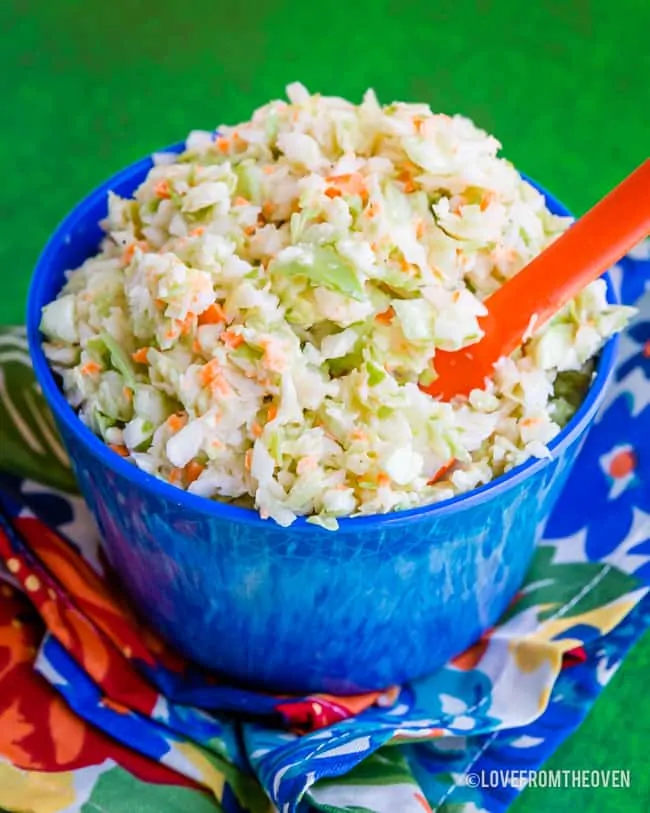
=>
[26,144,618,692]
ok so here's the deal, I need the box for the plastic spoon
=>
[422,159,650,401]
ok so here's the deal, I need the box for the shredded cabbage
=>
[41,83,634,528]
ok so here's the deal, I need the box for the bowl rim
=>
[26,143,620,532]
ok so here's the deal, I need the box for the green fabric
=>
[80,767,222,813]
[0,329,78,492]
[2,1,648,809]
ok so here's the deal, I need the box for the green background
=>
[2,0,649,809]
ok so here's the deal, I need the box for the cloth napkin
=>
[0,239,648,813]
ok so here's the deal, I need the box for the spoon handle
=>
[425,159,650,400]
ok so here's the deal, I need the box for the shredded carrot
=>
[168,467,183,485]
[428,459,455,485]
[215,136,230,154]
[375,307,395,325]
[520,417,542,428]
[153,180,171,199]
[452,290,461,303]
[377,472,391,488]
[220,330,244,349]
[350,428,367,441]
[80,361,101,376]
[325,172,358,186]
[251,421,263,438]
[399,256,411,273]
[244,449,253,471]
[413,116,424,133]
[366,201,380,218]
[109,444,129,458]
[397,168,411,182]
[267,404,278,422]
[234,196,250,206]
[166,413,188,433]
[177,314,195,336]
[262,165,275,175]
[232,131,246,146]
[199,358,221,387]
[415,219,425,239]
[189,226,205,237]
[122,244,135,266]
[262,202,275,219]
[244,225,257,236]
[131,347,150,364]
[155,298,166,312]
[198,302,226,326]
[325,186,343,199]
[259,338,287,373]
[192,338,202,353]
[123,387,133,402]
[184,460,205,485]
[480,191,495,212]
[121,241,148,265]
[402,159,420,175]
[399,174,416,194]
[325,172,368,202]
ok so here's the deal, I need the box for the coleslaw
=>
[40,84,633,528]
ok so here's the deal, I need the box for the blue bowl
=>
[26,145,619,693]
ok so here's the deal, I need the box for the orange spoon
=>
[423,159,650,401]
